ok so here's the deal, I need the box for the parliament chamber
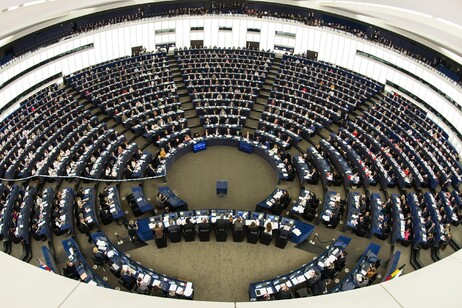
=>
[1,1,462,307]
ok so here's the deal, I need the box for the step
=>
[259,91,270,97]
[253,105,265,112]
[184,109,197,118]
[187,117,201,127]
[190,126,204,136]
[256,97,267,105]
[245,118,259,128]
[250,110,263,119]
[181,102,194,109]
[179,96,191,103]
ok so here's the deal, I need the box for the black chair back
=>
[259,232,273,245]
[247,229,259,244]
[233,228,245,242]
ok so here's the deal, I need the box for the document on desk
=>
[255,288,265,296]
[184,282,193,297]
[292,228,301,236]
[271,222,279,229]
[152,279,161,287]
[169,283,178,292]
[143,274,151,284]
[80,272,88,280]
[96,239,106,247]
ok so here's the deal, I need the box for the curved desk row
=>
[136,209,314,245]
[91,231,194,299]
[249,235,351,301]
[62,238,110,287]
[330,243,381,293]
[160,136,289,183]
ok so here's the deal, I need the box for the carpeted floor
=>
[166,146,280,210]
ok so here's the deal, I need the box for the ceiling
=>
[0,0,461,63]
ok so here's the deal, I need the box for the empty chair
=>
[275,228,291,249]
[215,216,229,242]
[198,220,211,242]
[127,194,142,216]
[233,228,245,242]
[167,225,182,243]
[155,232,167,248]
[295,286,310,298]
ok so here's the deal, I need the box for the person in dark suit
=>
[62,261,79,280]
[92,247,106,264]
[276,285,292,300]
[127,220,138,243]
[198,218,210,232]
[334,250,348,272]
[78,217,92,243]
[120,269,136,290]
[183,217,195,232]
[280,191,291,208]
[271,198,283,215]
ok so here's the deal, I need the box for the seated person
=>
[153,223,164,239]
[276,285,292,300]
[355,274,369,288]
[62,261,79,280]
[120,269,135,289]
[92,247,106,264]
[199,218,210,231]
[233,217,245,230]
[136,277,150,294]
[183,217,195,232]
[280,191,291,208]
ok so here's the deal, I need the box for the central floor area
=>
[166,146,279,210]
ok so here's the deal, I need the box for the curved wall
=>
[1,249,462,307]
[1,15,461,151]
[0,12,462,307]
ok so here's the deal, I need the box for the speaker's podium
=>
[216,180,228,196]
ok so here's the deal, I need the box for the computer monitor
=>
[192,141,206,153]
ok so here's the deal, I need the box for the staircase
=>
[245,55,282,131]
[166,53,201,135]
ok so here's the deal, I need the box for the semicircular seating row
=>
[0,48,461,301]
